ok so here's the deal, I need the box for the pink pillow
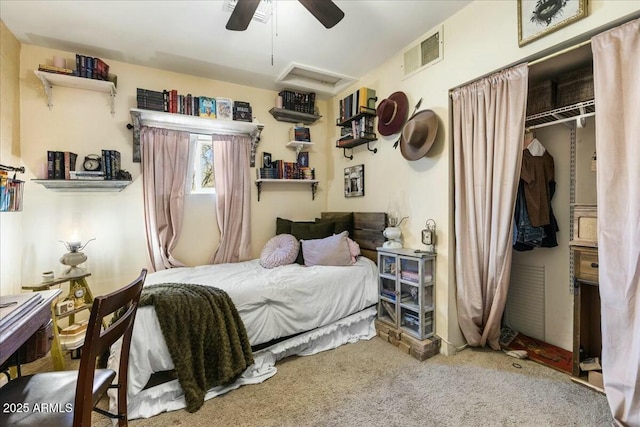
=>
[347,237,361,264]
[301,231,352,266]
[260,234,299,268]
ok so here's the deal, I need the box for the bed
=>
[108,212,387,419]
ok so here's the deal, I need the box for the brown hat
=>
[399,110,438,161]
[376,92,409,136]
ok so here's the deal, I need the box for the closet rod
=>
[528,40,591,66]
[526,111,595,131]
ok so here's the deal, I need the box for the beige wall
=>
[1,20,22,295]
[325,1,638,353]
[1,1,638,352]
[15,45,327,296]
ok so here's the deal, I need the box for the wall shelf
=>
[32,179,131,192]
[34,70,117,115]
[255,179,318,201]
[525,99,595,130]
[286,140,314,157]
[336,109,378,160]
[268,108,321,125]
[129,108,264,163]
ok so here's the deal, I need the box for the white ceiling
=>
[0,0,472,98]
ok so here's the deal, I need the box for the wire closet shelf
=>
[525,99,595,131]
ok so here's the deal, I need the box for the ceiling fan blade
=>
[298,0,345,29]
[226,0,261,31]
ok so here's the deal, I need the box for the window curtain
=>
[452,63,529,350]
[141,126,190,271]
[592,18,640,426]
[209,134,252,264]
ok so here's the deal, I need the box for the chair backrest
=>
[73,269,146,426]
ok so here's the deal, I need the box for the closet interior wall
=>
[504,44,596,353]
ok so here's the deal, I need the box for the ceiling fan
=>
[226,0,345,31]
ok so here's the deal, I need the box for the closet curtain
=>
[141,126,190,271]
[592,18,640,426]
[209,134,252,264]
[452,63,529,350]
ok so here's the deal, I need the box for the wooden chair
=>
[0,269,147,427]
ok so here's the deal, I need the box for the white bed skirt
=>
[111,306,377,420]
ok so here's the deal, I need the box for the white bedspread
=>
[118,257,379,399]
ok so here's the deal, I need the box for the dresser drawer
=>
[574,247,599,283]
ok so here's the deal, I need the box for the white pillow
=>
[301,231,352,266]
[260,234,299,268]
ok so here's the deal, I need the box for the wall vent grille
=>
[403,26,443,79]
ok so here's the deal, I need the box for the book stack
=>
[38,64,75,76]
[336,115,375,147]
[278,90,316,114]
[338,87,377,123]
[256,161,315,180]
[290,126,311,142]
[101,150,121,180]
[75,54,110,80]
[70,171,104,181]
[47,151,77,180]
[137,88,165,112]
[233,101,252,122]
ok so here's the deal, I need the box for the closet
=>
[504,43,601,386]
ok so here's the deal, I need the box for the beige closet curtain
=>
[452,64,528,350]
[141,126,190,271]
[592,18,640,426]
[209,134,252,264]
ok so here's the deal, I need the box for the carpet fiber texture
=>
[21,336,612,426]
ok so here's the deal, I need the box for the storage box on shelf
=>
[557,65,594,107]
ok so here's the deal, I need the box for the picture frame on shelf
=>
[263,152,272,169]
[297,151,309,168]
[344,164,364,198]
[518,0,588,47]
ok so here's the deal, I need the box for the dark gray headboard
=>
[321,212,387,263]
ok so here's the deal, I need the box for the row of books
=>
[101,150,122,180]
[337,116,376,145]
[47,151,77,180]
[338,87,377,123]
[75,54,110,80]
[257,162,315,180]
[136,88,252,122]
[289,126,311,142]
[0,172,24,212]
[278,90,316,114]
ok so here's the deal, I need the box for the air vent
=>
[276,63,356,96]
[403,25,443,79]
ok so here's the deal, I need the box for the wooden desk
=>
[0,289,61,367]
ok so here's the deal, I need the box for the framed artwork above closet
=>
[518,0,589,47]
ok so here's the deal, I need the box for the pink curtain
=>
[592,18,640,426]
[452,64,529,350]
[141,127,190,271]
[209,134,252,264]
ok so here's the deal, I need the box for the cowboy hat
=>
[399,110,438,161]
[376,91,409,136]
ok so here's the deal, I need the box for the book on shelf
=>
[233,101,252,122]
[216,98,233,120]
[278,90,316,114]
[74,54,110,80]
[199,97,216,118]
[290,126,311,142]
[70,171,105,180]
[47,151,77,179]
[38,64,75,76]
[101,149,121,180]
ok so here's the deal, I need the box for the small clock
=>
[73,287,86,307]
[83,154,102,171]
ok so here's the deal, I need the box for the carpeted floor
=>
[19,337,612,426]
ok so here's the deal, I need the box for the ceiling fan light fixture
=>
[224,0,272,24]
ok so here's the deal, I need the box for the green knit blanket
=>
[139,283,254,412]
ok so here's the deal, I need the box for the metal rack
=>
[525,99,595,131]
[0,164,25,212]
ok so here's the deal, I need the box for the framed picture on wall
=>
[518,0,588,47]
[344,164,365,198]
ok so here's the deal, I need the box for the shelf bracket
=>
[250,126,263,168]
[256,181,262,202]
[109,90,116,116]
[367,142,378,154]
[130,110,142,163]
[342,148,354,160]
[36,73,54,110]
[311,182,318,200]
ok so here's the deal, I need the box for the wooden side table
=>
[22,273,98,371]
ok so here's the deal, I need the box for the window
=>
[190,134,215,194]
